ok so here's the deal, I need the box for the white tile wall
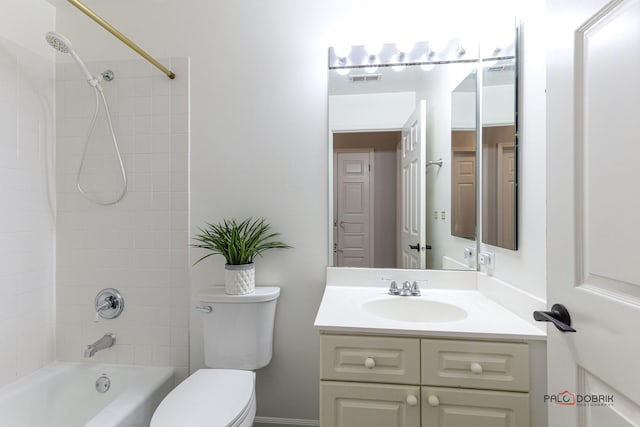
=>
[0,36,56,388]
[56,58,189,382]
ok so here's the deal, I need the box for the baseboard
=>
[254,416,320,427]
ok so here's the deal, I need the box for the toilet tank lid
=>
[198,286,280,303]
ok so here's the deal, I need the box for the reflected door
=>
[547,0,640,425]
[335,150,373,267]
[400,100,427,269]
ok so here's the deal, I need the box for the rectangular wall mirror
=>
[328,25,518,271]
[481,40,518,250]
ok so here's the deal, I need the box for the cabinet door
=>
[421,386,529,427]
[321,381,420,427]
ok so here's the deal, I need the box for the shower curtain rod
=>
[66,0,176,79]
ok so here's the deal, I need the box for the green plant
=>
[192,217,291,266]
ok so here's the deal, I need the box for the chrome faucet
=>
[84,333,116,358]
[388,280,421,296]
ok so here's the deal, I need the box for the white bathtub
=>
[0,362,176,427]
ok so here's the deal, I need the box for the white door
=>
[546,0,640,425]
[400,100,427,269]
[335,150,373,267]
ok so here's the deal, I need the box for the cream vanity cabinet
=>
[320,334,530,427]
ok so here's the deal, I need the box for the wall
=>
[0,0,56,388]
[55,0,545,423]
[55,57,190,382]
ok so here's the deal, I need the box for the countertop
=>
[314,285,546,341]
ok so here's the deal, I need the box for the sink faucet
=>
[388,281,421,296]
[84,333,116,358]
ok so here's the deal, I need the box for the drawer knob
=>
[406,395,418,406]
[364,357,376,369]
[470,362,483,374]
[427,394,440,407]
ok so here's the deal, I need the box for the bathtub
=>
[0,362,176,427]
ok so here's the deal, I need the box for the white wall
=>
[0,0,56,387]
[55,57,190,381]
[55,0,545,422]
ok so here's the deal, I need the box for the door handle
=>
[533,304,576,332]
[408,243,420,252]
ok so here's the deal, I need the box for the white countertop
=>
[314,285,546,341]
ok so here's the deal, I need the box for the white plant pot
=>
[224,263,255,295]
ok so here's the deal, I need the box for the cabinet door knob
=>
[406,395,418,406]
[427,394,440,407]
[470,362,483,374]
[364,357,375,369]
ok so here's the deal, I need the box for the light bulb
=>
[396,41,415,54]
[429,39,448,53]
[392,64,406,72]
[336,67,350,76]
[365,42,383,56]
[333,44,351,59]
[420,63,435,72]
[365,65,378,74]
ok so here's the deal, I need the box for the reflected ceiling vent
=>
[349,74,382,82]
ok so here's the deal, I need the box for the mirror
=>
[481,48,518,250]
[328,28,518,270]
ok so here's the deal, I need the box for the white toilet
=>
[151,286,280,427]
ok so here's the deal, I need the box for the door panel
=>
[335,151,373,267]
[400,100,427,268]
[421,386,529,427]
[321,381,420,427]
[547,0,640,425]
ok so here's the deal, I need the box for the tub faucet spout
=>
[84,333,116,358]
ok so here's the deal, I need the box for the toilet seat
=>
[151,369,256,427]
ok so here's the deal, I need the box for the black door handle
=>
[408,243,420,252]
[533,304,576,332]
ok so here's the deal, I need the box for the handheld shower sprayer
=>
[45,31,127,205]
[45,31,102,89]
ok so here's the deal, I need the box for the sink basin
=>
[361,298,468,323]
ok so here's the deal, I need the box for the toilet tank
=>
[197,286,280,370]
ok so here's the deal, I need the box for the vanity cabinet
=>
[319,334,530,427]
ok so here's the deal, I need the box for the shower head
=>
[45,31,72,53]
[45,31,99,87]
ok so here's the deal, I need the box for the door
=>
[497,143,515,248]
[546,0,640,425]
[400,100,427,269]
[334,150,373,267]
[451,130,476,240]
[421,387,529,427]
[321,381,420,427]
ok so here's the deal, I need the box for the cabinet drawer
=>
[421,339,529,392]
[421,386,530,427]
[321,381,420,427]
[321,335,420,384]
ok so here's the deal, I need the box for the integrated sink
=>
[361,298,468,323]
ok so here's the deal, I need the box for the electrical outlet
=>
[478,252,495,269]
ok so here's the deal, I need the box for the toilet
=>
[151,286,280,427]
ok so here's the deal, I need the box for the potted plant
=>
[192,217,291,294]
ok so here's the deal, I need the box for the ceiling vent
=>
[349,74,382,82]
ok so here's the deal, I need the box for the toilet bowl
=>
[150,286,280,427]
[151,369,256,427]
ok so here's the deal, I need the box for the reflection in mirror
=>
[481,37,517,250]
[450,72,477,241]
[328,41,480,270]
